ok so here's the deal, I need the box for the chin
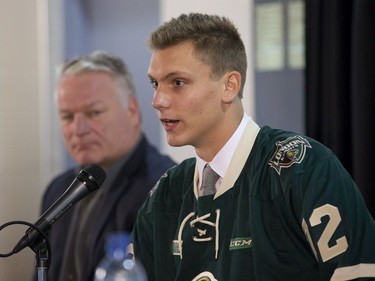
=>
[77,157,97,167]
[167,141,188,148]
[166,135,190,148]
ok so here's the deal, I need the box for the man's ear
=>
[128,95,141,125]
[222,71,241,103]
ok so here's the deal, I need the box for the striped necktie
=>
[201,164,220,196]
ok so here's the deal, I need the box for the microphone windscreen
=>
[79,164,107,191]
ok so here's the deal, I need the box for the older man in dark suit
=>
[36,51,175,281]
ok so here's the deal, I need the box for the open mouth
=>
[161,119,179,130]
[161,119,179,124]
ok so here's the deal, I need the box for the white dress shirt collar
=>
[196,113,251,190]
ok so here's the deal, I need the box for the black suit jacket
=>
[34,135,175,281]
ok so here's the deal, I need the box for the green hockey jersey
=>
[133,125,375,281]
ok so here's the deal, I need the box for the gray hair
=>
[59,51,136,106]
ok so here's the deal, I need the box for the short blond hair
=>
[148,13,247,98]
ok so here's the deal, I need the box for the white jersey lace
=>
[176,209,221,259]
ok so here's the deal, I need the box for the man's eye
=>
[60,114,73,122]
[150,80,158,89]
[89,110,102,117]
[174,80,184,87]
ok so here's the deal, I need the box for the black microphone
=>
[13,163,106,254]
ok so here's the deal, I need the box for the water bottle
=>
[94,232,148,281]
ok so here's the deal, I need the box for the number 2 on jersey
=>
[303,204,348,262]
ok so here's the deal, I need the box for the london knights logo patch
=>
[192,271,218,281]
[268,135,311,175]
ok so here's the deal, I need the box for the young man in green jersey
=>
[132,13,375,281]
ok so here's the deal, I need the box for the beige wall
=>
[0,1,64,279]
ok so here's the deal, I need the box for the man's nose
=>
[152,88,170,110]
[73,115,90,135]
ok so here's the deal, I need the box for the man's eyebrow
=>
[59,101,103,113]
[148,71,186,81]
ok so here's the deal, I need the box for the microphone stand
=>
[32,238,50,281]
[16,223,52,281]
[0,220,51,281]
